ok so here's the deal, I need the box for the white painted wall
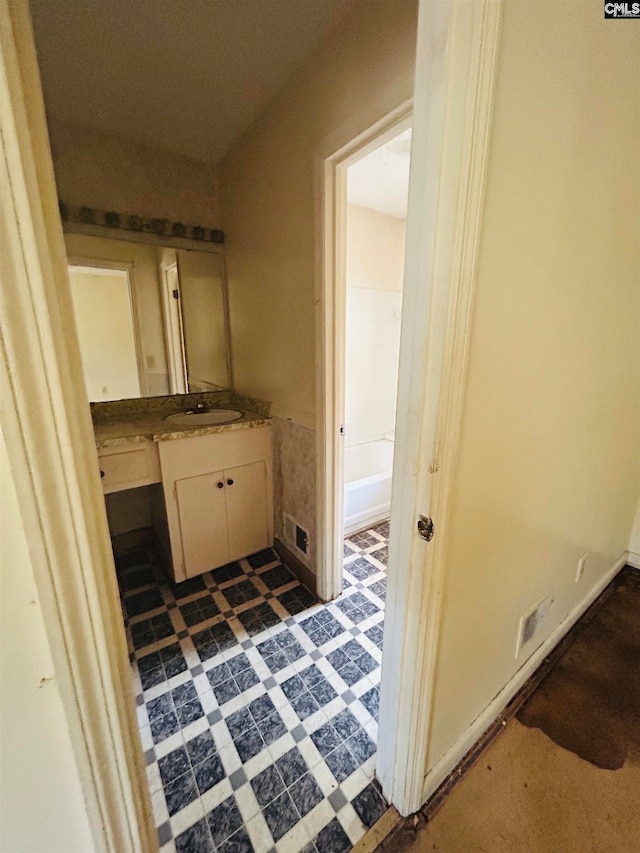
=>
[0,428,95,852]
[65,233,170,397]
[426,0,640,771]
[69,267,141,401]
[345,205,405,447]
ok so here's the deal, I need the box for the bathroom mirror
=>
[66,233,232,402]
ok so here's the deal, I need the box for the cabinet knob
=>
[100,470,105,478]
[227,479,234,486]
[217,481,224,489]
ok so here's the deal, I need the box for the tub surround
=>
[92,391,270,449]
[344,439,394,535]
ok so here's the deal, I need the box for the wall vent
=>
[295,524,309,555]
[284,513,309,556]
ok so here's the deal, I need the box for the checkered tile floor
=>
[116,522,389,853]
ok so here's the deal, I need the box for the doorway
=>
[317,111,412,606]
[342,128,411,564]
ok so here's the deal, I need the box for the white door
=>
[176,471,229,577]
[318,0,502,816]
[225,461,269,562]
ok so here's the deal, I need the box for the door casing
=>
[316,0,503,815]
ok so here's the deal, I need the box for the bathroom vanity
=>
[94,395,273,583]
[69,231,275,584]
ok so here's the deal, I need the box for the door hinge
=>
[417,515,434,542]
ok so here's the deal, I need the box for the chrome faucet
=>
[183,401,207,415]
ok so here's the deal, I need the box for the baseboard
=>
[421,552,628,805]
[626,550,640,570]
[344,504,390,536]
[274,537,317,597]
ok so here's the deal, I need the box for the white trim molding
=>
[421,553,628,803]
[626,551,640,570]
[0,2,155,850]
[316,102,412,602]
[376,0,503,816]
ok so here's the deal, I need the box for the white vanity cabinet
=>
[157,425,273,582]
[98,442,161,494]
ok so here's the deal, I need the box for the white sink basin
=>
[165,409,243,427]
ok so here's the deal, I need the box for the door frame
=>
[316,105,413,603]
[160,258,189,394]
[316,0,502,814]
[0,2,155,850]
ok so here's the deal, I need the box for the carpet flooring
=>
[383,566,640,853]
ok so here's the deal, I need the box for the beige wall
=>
[48,119,220,225]
[427,0,640,768]
[220,0,417,569]
[346,204,405,294]
[177,251,229,391]
[0,428,95,852]
[220,0,418,421]
[346,205,405,445]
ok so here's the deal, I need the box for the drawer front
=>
[98,445,160,493]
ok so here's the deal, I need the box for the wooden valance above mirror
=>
[59,199,225,252]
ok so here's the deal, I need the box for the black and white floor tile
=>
[116,522,389,853]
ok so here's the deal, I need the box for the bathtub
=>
[344,439,394,535]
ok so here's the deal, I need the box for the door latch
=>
[417,515,434,542]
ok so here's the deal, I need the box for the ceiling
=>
[29,0,348,164]
[347,128,412,219]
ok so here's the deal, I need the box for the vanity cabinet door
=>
[158,425,274,582]
[175,471,229,577]
[225,461,269,562]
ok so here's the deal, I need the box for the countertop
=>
[94,411,271,450]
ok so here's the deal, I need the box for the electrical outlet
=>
[283,514,309,557]
[516,595,553,658]
[575,553,587,583]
